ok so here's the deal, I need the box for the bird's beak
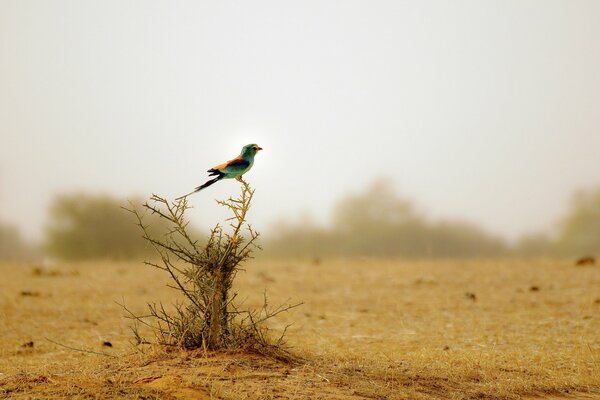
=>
[257,146,263,151]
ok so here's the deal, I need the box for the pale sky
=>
[1,1,599,241]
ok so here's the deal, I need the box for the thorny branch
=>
[121,180,299,361]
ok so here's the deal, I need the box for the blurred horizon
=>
[2,1,600,245]
[2,179,600,261]
[1,177,599,245]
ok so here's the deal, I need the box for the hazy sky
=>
[1,1,599,241]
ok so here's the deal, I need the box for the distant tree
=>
[266,180,508,258]
[330,181,430,257]
[556,188,600,256]
[45,193,172,260]
[265,219,335,258]
[0,222,32,261]
[332,181,420,232]
[514,233,556,257]
[426,220,508,258]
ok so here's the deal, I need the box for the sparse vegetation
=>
[267,183,600,260]
[0,222,34,262]
[514,187,600,258]
[556,187,600,257]
[1,258,598,399]
[4,182,600,397]
[45,193,173,260]
[123,181,299,359]
[514,233,556,258]
[266,181,508,258]
[40,183,600,261]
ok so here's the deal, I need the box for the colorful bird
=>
[176,144,263,200]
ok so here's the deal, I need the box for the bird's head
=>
[240,143,263,158]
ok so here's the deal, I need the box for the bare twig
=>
[44,337,119,358]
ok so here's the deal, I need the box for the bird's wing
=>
[211,156,250,172]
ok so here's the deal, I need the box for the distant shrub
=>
[45,193,172,260]
[556,188,600,257]
[0,223,33,261]
[425,220,508,258]
[265,181,508,258]
[514,233,556,258]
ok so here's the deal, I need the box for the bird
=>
[176,143,263,200]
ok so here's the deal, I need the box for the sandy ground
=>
[0,258,599,399]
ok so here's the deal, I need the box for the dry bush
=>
[122,180,300,361]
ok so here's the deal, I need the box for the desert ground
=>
[0,258,599,399]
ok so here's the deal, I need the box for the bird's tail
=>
[175,176,223,200]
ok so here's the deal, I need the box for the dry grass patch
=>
[0,259,599,399]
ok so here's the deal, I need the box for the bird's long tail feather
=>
[175,176,223,200]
